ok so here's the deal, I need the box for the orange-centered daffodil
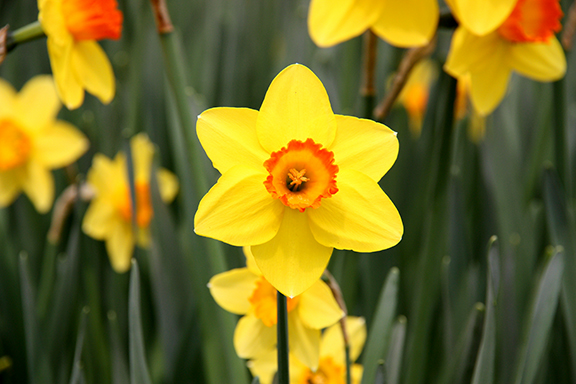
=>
[0,75,88,213]
[444,0,566,115]
[82,133,178,273]
[38,0,123,109]
[209,248,344,370]
[308,0,438,48]
[247,316,366,384]
[194,64,403,298]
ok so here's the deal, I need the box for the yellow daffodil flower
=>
[195,64,403,298]
[38,0,123,109]
[209,247,344,370]
[445,0,566,115]
[248,316,366,384]
[445,0,518,36]
[82,133,178,273]
[0,75,88,213]
[308,0,438,48]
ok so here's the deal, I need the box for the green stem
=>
[9,21,45,50]
[552,78,568,193]
[277,291,289,384]
[345,345,351,384]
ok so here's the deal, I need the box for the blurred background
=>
[1,0,576,383]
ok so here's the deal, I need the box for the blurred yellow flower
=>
[248,316,366,384]
[38,0,123,109]
[195,64,403,297]
[445,0,566,115]
[82,133,178,273]
[209,247,343,370]
[308,0,438,48]
[445,0,518,36]
[0,75,88,213]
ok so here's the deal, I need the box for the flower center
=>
[0,119,31,171]
[62,0,123,41]
[117,182,153,228]
[264,139,338,212]
[248,276,300,327]
[297,357,345,384]
[497,0,562,43]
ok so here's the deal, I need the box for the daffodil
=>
[195,64,403,297]
[445,0,518,36]
[248,316,366,384]
[82,133,178,273]
[0,75,88,213]
[209,247,344,370]
[38,0,123,109]
[444,0,566,115]
[308,0,438,48]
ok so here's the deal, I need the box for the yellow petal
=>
[32,120,88,168]
[208,268,259,315]
[308,169,403,252]
[197,107,269,174]
[288,313,320,371]
[234,314,277,358]
[468,58,511,116]
[14,75,60,131]
[106,219,134,273]
[307,0,385,47]
[452,0,516,36]
[157,168,179,203]
[510,38,566,82]
[0,169,23,208]
[256,64,336,153]
[71,41,115,105]
[321,317,366,364]
[22,161,54,213]
[330,115,398,182]
[38,0,70,44]
[194,165,283,246]
[297,280,343,329]
[243,246,262,276]
[48,38,84,110]
[0,78,16,117]
[87,153,124,197]
[251,207,333,298]
[129,133,154,182]
[247,352,278,384]
[136,227,150,248]
[82,197,117,240]
[352,364,364,383]
[371,0,438,47]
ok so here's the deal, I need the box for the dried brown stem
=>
[373,36,437,121]
[323,269,349,345]
[150,0,174,34]
[562,1,576,51]
[0,25,8,66]
[361,30,378,97]
[47,183,94,244]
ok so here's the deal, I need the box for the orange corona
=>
[248,276,300,327]
[62,0,123,41]
[498,0,562,43]
[0,120,31,171]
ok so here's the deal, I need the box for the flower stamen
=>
[287,168,309,191]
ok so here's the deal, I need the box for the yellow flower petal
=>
[22,161,54,213]
[208,268,259,315]
[194,165,283,246]
[243,246,262,276]
[130,133,154,182]
[288,313,320,371]
[136,227,150,248]
[0,78,17,118]
[0,169,23,208]
[452,0,517,36]
[510,37,566,82]
[308,169,403,252]
[82,197,117,239]
[469,59,511,116]
[321,317,366,364]
[47,39,84,110]
[234,314,276,358]
[352,364,363,383]
[197,107,269,174]
[307,0,385,47]
[14,75,60,130]
[247,351,278,384]
[71,41,115,105]
[106,219,134,273]
[330,115,398,182]
[256,64,336,153]
[157,168,179,203]
[371,0,438,47]
[297,280,343,329]
[32,120,88,168]
[87,153,124,197]
[251,207,333,298]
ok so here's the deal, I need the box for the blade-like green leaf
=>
[69,306,89,384]
[128,260,152,384]
[385,316,406,384]
[19,252,38,384]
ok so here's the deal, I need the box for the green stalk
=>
[277,291,289,384]
[552,78,568,193]
[345,345,351,384]
[8,21,45,51]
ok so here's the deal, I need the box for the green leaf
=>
[18,252,38,384]
[385,316,406,384]
[361,267,399,384]
[128,260,152,384]
[69,307,89,384]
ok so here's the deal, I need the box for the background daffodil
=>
[445,0,518,36]
[444,0,566,115]
[82,133,178,273]
[0,75,88,213]
[247,316,366,384]
[195,64,403,298]
[209,247,344,371]
[38,0,123,109]
[308,0,438,48]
